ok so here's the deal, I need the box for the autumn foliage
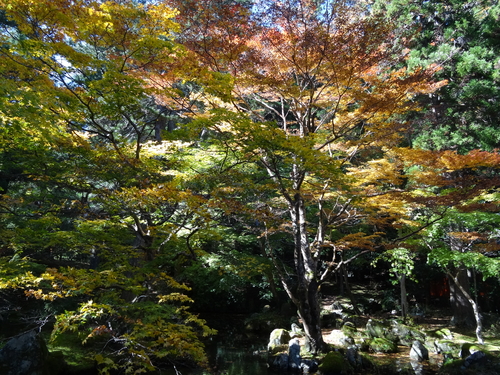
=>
[0,0,499,372]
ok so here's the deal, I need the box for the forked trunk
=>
[289,193,326,354]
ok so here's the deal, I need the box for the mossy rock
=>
[459,343,484,358]
[365,319,398,341]
[431,328,453,340]
[368,338,398,353]
[438,353,500,375]
[268,344,289,355]
[434,339,461,356]
[268,329,291,354]
[318,351,352,375]
[390,320,425,346]
[341,322,357,337]
[357,338,370,352]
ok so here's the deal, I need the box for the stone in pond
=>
[288,338,301,371]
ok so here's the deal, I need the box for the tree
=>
[374,0,500,153]
[395,148,500,344]
[176,0,445,353]
[0,0,217,371]
[373,247,416,321]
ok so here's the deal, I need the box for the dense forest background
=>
[0,0,499,373]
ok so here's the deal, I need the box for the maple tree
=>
[393,148,500,343]
[174,0,448,353]
[0,0,217,372]
[1,0,499,371]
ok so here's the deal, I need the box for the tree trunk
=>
[341,264,361,316]
[399,273,409,321]
[448,270,484,344]
[449,268,476,328]
[289,193,326,354]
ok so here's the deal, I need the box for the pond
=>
[163,315,442,375]
[164,315,271,375]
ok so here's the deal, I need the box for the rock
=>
[434,339,461,355]
[318,351,350,375]
[410,340,429,361]
[268,328,291,354]
[291,323,304,337]
[271,353,290,371]
[356,337,370,352]
[300,359,319,373]
[0,331,49,375]
[438,351,500,375]
[331,301,343,311]
[410,359,425,375]
[459,342,481,358]
[390,320,425,346]
[328,329,354,348]
[365,319,397,341]
[340,335,355,348]
[368,337,398,353]
[434,328,453,340]
[463,351,487,368]
[341,321,357,336]
[288,338,301,371]
[345,347,362,368]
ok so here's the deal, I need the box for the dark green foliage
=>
[375,0,500,153]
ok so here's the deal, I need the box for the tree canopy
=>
[0,0,499,373]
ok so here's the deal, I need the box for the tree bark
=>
[448,270,484,344]
[289,193,326,354]
[399,273,409,321]
[449,268,476,328]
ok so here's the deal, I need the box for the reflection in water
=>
[211,343,270,375]
[162,340,270,375]
[164,316,271,375]
[162,316,443,375]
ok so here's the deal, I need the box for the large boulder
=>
[0,331,49,375]
[268,339,318,373]
[463,351,487,368]
[434,328,454,340]
[328,329,355,349]
[268,328,291,354]
[459,342,482,359]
